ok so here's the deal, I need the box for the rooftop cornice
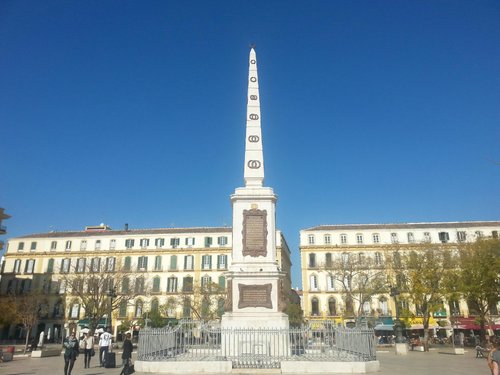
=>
[302,221,500,232]
[13,226,233,239]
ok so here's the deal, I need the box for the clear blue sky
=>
[1,1,499,288]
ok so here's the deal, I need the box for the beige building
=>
[0,224,291,341]
[0,207,11,250]
[300,221,500,329]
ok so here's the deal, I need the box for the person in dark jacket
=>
[63,332,79,375]
[119,333,133,375]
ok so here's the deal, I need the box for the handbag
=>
[90,348,95,357]
[127,364,135,374]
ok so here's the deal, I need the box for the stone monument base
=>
[135,360,380,374]
[221,311,289,329]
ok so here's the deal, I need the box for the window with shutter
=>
[310,275,318,291]
[169,255,177,270]
[183,276,193,292]
[217,236,228,246]
[152,277,161,292]
[205,237,213,247]
[119,301,127,317]
[106,257,115,272]
[61,258,71,273]
[25,259,35,274]
[308,253,316,268]
[138,256,148,271]
[124,256,131,271]
[154,256,162,271]
[325,253,332,268]
[201,275,211,289]
[217,255,227,269]
[122,277,130,293]
[218,275,225,289]
[167,277,178,293]
[47,259,54,273]
[202,255,212,270]
[184,255,193,270]
[91,258,100,272]
[327,275,335,290]
[438,232,450,243]
[14,259,21,273]
[77,258,86,273]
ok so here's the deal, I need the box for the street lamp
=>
[390,286,405,344]
[451,309,460,351]
[107,287,117,332]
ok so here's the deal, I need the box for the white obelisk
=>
[221,46,289,330]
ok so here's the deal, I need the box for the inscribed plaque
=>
[238,283,273,309]
[242,208,268,257]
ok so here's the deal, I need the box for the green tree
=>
[8,291,46,354]
[285,302,304,327]
[324,253,387,320]
[61,260,147,335]
[172,280,226,321]
[390,246,455,351]
[457,238,500,342]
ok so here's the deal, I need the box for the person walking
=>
[63,332,79,375]
[488,340,500,375]
[82,332,94,368]
[119,333,133,375]
[98,329,112,367]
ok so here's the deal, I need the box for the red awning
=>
[455,317,500,331]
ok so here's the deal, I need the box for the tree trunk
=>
[422,316,430,352]
[479,315,488,344]
[23,326,31,355]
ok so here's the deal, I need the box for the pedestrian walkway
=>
[0,347,490,375]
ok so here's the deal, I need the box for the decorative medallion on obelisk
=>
[242,208,268,257]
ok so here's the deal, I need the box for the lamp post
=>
[390,286,405,344]
[107,287,117,332]
[451,309,460,351]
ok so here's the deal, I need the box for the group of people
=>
[62,329,133,375]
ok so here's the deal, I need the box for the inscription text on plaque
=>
[242,208,268,257]
[238,283,273,309]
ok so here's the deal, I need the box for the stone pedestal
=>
[395,343,408,355]
[453,347,464,355]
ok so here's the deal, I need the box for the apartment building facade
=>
[300,221,500,329]
[0,224,291,341]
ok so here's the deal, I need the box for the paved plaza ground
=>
[0,347,490,375]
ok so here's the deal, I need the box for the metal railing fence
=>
[138,320,377,367]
